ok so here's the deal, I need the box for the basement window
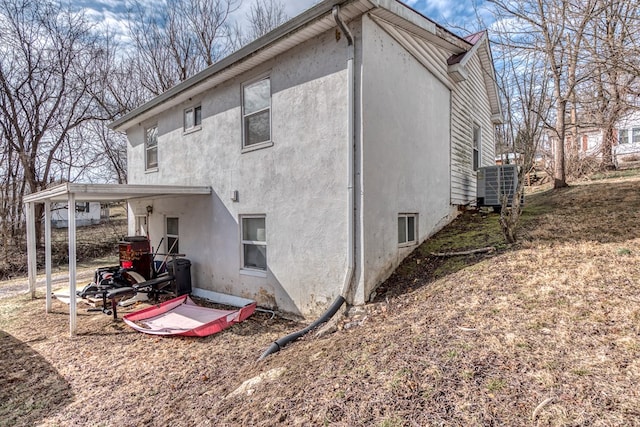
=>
[398,214,417,246]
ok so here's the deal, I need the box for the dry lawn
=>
[2,173,640,426]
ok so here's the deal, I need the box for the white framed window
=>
[633,127,640,144]
[398,213,417,246]
[166,217,179,254]
[241,215,266,271]
[619,129,629,144]
[242,77,271,150]
[472,124,481,171]
[145,125,158,170]
[184,105,202,132]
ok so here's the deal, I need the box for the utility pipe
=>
[258,5,357,361]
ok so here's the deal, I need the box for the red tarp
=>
[123,295,256,337]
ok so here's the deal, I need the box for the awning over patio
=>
[24,183,212,336]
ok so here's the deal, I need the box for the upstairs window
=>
[398,214,417,246]
[242,77,271,149]
[145,125,158,170]
[472,124,481,171]
[184,105,202,132]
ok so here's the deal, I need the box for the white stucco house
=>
[24,0,501,328]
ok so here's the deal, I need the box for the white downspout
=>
[333,5,356,301]
[45,200,52,313]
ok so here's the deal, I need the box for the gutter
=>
[259,5,357,360]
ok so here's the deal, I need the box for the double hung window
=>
[145,125,158,170]
[472,124,481,171]
[241,216,266,271]
[166,217,179,254]
[242,78,271,148]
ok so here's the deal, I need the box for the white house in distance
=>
[25,0,501,325]
[50,201,104,228]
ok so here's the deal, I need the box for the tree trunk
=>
[554,99,568,188]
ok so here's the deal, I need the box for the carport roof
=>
[23,183,212,203]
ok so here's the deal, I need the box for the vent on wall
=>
[477,165,521,208]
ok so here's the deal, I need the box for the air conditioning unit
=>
[477,165,522,209]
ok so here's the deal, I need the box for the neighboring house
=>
[545,109,640,167]
[613,110,640,166]
[50,202,105,228]
[27,0,502,322]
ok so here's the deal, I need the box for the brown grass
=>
[2,174,640,426]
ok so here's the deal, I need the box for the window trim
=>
[472,123,481,171]
[183,105,202,134]
[241,75,272,152]
[240,214,267,275]
[619,129,629,144]
[398,213,418,247]
[145,125,159,171]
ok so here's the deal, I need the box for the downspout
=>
[258,5,356,361]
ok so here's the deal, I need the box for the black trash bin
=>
[168,258,192,296]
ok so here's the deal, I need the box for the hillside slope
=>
[1,173,640,426]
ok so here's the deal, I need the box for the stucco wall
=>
[125,29,351,317]
[356,15,457,303]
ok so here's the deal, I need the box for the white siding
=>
[450,54,496,205]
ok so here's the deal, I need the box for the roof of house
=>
[110,0,500,132]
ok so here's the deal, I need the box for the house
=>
[24,0,501,330]
[50,201,105,228]
[613,110,640,166]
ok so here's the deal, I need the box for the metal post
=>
[26,202,37,299]
[45,200,52,313]
[68,194,77,336]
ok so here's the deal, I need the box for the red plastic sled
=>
[123,294,256,337]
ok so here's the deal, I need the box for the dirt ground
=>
[2,172,640,426]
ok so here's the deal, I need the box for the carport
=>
[23,183,212,336]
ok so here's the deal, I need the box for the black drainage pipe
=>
[258,295,346,361]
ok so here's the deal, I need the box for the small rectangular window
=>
[184,105,202,131]
[241,216,267,271]
[145,125,158,170]
[472,124,481,171]
[398,214,417,246]
[242,78,271,148]
[633,128,640,144]
[166,217,179,254]
[619,129,629,144]
[75,202,90,213]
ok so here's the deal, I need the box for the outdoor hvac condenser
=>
[477,165,522,209]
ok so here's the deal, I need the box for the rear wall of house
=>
[356,15,457,303]
[126,29,351,318]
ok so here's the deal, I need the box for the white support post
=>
[26,202,37,299]
[68,194,77,336]
[44,200,52,313]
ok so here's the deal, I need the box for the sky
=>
[74,0,491,45]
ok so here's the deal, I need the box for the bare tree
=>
[491,29,551,242]
[0,0,107,245]
[127,0,240,97]
[582,0,640,170]
[244,0,288,42]
[488,0,603,188]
